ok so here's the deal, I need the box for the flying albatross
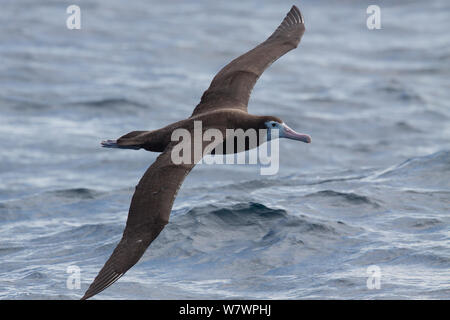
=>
[81,5,310,300]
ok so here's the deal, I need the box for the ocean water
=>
[0,0,449,299]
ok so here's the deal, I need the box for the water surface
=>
[0,0,449,299]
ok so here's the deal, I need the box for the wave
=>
[46,188,101,200]
[150,202,358,261]
[305,190,381,207]
[0,188,104,223]
[371,150,450,188]
[355,247,450,268]
[68,98,147,109]
[389,217,444,233]
[34,223,122,246]
[196,202,287,223]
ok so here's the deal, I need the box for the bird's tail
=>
[101,140,141,150]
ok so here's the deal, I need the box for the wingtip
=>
[81,270,124,300]
[80,290,98,300]
[290,5,304,24]
[80,289,96,300]
[80,290,93,300]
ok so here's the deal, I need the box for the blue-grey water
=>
[0,0,449,299]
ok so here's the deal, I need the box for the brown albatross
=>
[81,5,310,300]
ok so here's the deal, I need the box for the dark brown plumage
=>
[81,5,306,300]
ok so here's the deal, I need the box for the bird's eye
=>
[272,123,276,127]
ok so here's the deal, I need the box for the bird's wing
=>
[191,5,305,116]
[82,130,226,300]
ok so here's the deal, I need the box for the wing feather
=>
[191,5,305,116]
[82,130,227,299]
[81,149,194,300]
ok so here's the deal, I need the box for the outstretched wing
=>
[192,5,305,116]
[81,147,195,300]
[82,128,227,299]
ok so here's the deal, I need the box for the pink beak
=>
[281,123,311,143]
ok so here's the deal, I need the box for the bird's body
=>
[82,5,310,300]
[109,110,281,153]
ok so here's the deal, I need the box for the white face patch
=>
[265,121,284,140]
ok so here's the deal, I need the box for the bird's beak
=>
[281,123,311,143]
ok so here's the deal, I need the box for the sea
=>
[0,0,449,299]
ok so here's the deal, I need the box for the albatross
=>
[81,5,310,300]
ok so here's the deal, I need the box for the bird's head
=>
[262,116,311,143]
